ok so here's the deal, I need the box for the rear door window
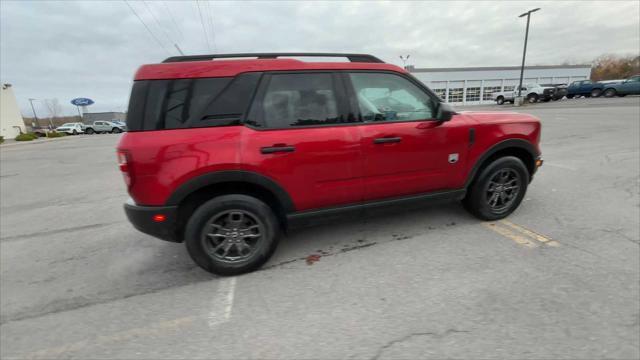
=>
[247,72,354,128]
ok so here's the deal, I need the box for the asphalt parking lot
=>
[1,97,639,359]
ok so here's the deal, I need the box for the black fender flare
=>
[165,170,296,213]
[465,139,539,187]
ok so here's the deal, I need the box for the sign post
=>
[70,98,94,121]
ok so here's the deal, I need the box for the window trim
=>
[342,70,442,124]
[244,70,357,131]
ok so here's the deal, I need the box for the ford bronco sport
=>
[118,53,543,275]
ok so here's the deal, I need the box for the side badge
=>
[448,153,459,164]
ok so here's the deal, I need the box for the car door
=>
[346,71,469,201]
[94,121,105,132]
[620,76,640,94]
[240,72,364,212]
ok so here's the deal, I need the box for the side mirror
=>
[436,102,456,122]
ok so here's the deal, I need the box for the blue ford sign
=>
[70,98,94,106]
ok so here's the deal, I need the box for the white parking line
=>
[208,276,237,328]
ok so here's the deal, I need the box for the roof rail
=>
[162,53,384,64]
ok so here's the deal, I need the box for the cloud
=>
[1,0,638,116]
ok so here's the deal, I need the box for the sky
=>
[1,0,639,117]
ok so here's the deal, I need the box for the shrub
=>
[46,131,66,138]
[15,133,37,141]
[0,136,4,144]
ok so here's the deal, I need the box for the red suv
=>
[118,53,542,275]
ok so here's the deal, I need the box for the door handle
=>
[260,145,295,154]
[373,137,401,144]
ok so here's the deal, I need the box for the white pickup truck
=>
[83,121,126,134]
[493,83,556,105]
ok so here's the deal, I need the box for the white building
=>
[1,84,25,139]
[409,65,592,105]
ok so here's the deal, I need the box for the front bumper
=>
[124,199,180,242]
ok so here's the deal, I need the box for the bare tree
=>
[43,98,63,128]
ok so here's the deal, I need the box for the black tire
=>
[111,127,122,134]
[542,98,551,102]
[566,94,574,99]
[603,88,617,98]
[496,96,505,105]
[590,88,602,97]
[185,195,280,276]
[463,156,529,221]
[526,93,538,103]
[72,130,78,135]
[85,128,95,134]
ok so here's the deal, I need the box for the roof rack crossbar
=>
[162,53,384,64]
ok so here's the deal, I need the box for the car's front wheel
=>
[526,93,538,103]
[591,88,603,97]
[185,195,280,276]
[603,88,617,98]
[463,156,529,221]
[496,96,505,105]
[85,128,94,134]
[111,128,122,134]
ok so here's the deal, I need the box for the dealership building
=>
[408,64,592,105]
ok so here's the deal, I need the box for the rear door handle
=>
[260,145,295,154]
[373,137,401,144]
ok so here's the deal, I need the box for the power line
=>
[162,1,184,41]
[196,0,212,52]
[124,0,170,55]
[142,1,179,50]
[206,0,218,52]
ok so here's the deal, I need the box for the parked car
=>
[493,83,556,104]
[540,83,568,100]
[84,121,126,134]
[602,75,640,97]
[566,80,610,98]
[118,52,543,275]
[55,122,84,135]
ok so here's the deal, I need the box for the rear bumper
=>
[124,199,181,242]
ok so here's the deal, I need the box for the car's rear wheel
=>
[85,128,94,134]
[463,156,529,221]
[603,88,617,98]
[526,93,538,103]
[591,88,602,97]
[185,195,280,276]
[496,96,505,105]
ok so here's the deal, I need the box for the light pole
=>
[28,98,39,128]
[399,55,410,69]
[516,8,540,105]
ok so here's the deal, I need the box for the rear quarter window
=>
[125,73,261,131]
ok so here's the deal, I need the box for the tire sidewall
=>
[497,97,504,105]
[466,156,529,221]
[185,194,279,276]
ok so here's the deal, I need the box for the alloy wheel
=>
[485,168,521,213]
[201,210,264,263]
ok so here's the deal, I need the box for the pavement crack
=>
[371,329,470,360]
[0,222,120,243]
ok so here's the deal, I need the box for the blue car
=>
[602,75,640,97]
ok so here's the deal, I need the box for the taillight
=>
[117,150,133,187]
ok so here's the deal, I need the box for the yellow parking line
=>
[500,220,553,244]
[22,316,194,359]
[483,220,559,248]
[482,222,538,248]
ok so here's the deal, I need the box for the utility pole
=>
[28,98,39,128]
[174,44,185,55]
[399,55,410,69]
[516,7,540,106]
